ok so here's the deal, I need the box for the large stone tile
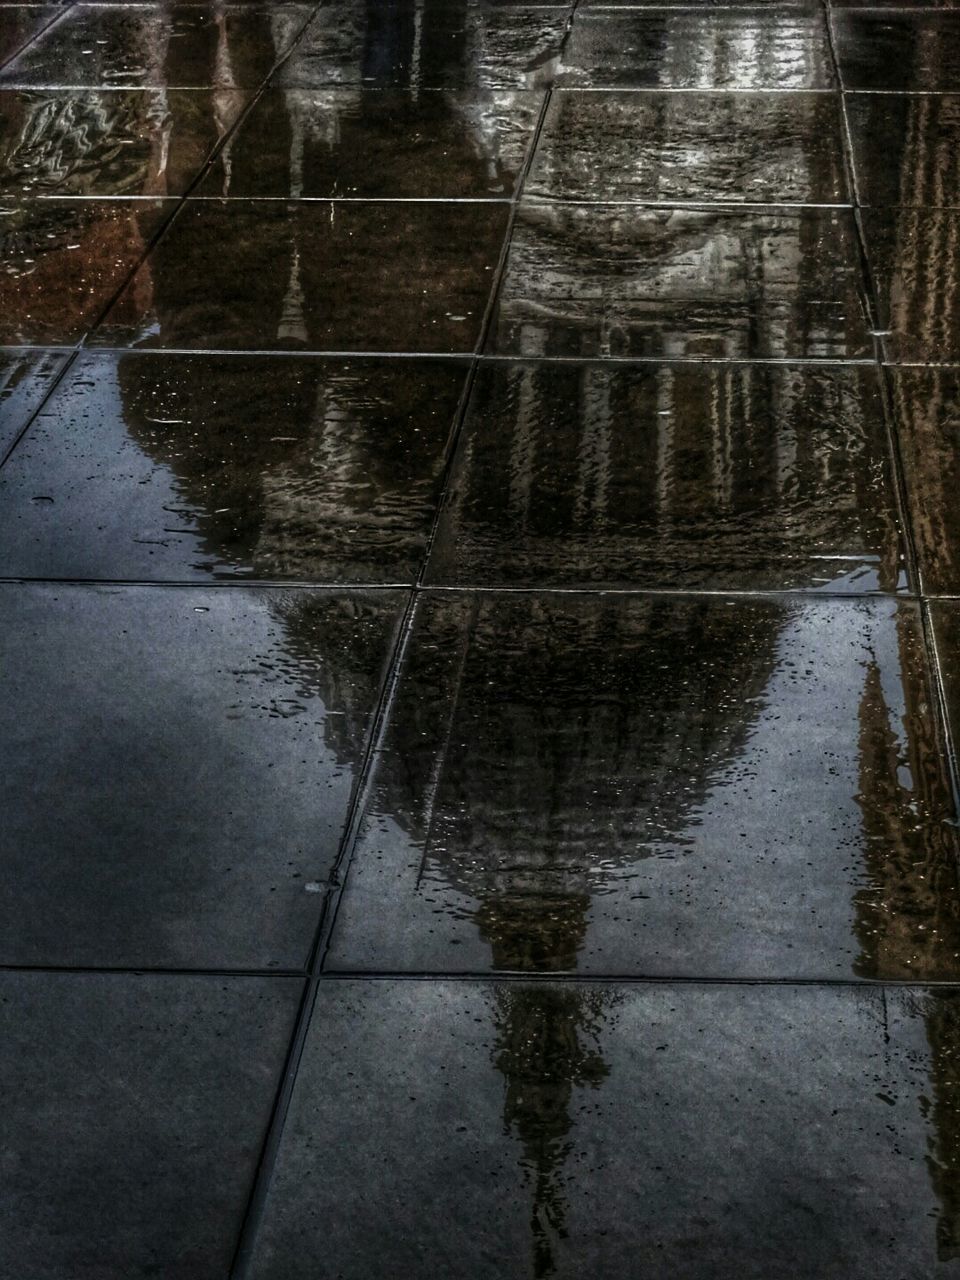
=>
[0,346,65,453]
[1,971,301,1280]
[0,4,62,68]
[0,584,403,967]
[558,10,836,89]
[197,88,542,199]
[0,198,172,345]
[0,88,250,197]
[862,208,960,364]
[426,362,903,591]
[832,11,960,91]
[95,199,508,350]
[328,593,960,978]
[0,353,469,582]
[847,94,960,209]
[0,3,314,87]
[488,203,872,360]
[890,368,960,594]
[248,980,960,1279]
[277,0,569,90]
[527,90,848,205]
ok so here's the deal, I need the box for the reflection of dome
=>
[115,353,460,580]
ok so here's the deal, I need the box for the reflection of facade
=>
[11,3,960,1265]
[492,202,864,360]
[436,361,900,591]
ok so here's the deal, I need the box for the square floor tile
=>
[0,584,403,967]
[0,198,171,344]
[526,90,848,205]
[847,93,960,208]
[0,3,315,87]
[277,1,569,90]
[426,362,903,591]
[197,88,542,199]
[95,199,508,351]
[0,88,250,197]
[0,346,65,452]
[0,353,469,582]
[328,592,960,979]
[832,11,960,91]
[0,5,62,68]
[249,980,960,1279]
[558,10,836,89]
[2,971,300,1280]
[890,368,960,593]
[862,208,960,363]
[488,203,872,359]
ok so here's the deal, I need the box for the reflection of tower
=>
[851,613,960,1259]
[493,985,612,1278]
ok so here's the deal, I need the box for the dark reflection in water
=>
[277,0,569,90]
[427,361,902,591]
[488,203,872,361]
[493,985,614,1278]
[864,207,960,364]
[0,352,468,582]
[333,592,960,982]
[198,87,541,199]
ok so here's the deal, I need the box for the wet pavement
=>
[4,1,960,1278]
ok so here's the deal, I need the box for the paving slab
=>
[426,361,903,591]
[0,352,469,581]
[1,970,302,1280]
[0,583,404,967]
[248,979,960,1280]
[328,592,960,979]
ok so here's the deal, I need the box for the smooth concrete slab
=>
[1,970,302,1280]
[248,979,960,1279]
[0,583,404,968]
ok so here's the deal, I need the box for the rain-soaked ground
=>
[4,0,960,1276]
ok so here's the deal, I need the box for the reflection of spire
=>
[493,984,612,1278]
[277,242,307,344]
[921,998,960,1261]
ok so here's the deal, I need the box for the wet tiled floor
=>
[4,1,960,1278]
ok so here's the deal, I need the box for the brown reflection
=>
[852,613,960,982]
[278,0,566,90]
[404,595,781,973]
[110,354,464,581]
[493,984,614,1278]
[431,361,901,591]
[922,997,960,1261]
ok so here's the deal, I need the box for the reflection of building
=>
[435,361,900,591]
[492,202,865,359]
[493,985,614,1279]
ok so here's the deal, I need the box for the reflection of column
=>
[493,984,612,1278]
[923,999,960,1262]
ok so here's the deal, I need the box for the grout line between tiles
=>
[5,965,960,990]
[228,45,570,1277]
[0,578,922,600]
